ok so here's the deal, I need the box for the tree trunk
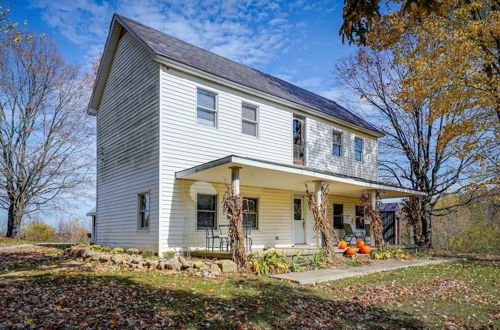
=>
[6,202,24,238]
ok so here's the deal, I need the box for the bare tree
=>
[336,48,494,247]
[0,30,93,237]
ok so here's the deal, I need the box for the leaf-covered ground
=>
[0,247,498,329]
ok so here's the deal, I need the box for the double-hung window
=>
[333,204,343,229]
[242,103,258,137]
[354,137,363,162]
[197,194,217,229]
[197,89,217,127]
[243,198,258,229]
[138,192,150,229]
[332,131,342,156]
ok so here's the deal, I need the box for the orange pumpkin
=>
[356,240,365,249]
[345,247,356,255]
[359,245,371,254]
[338,240,347,249]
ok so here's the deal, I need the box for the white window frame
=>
[241,103,259,137]
[332,130,343,157]
[196,193,218,230]
[196,88,218,127]
[137,192,151,230]
[242,197,259,230]
[354,137,363,162]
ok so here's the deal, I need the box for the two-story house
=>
[88,14,422,255]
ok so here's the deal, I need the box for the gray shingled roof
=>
[117,14,383,135]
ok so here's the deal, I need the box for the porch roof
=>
[175,155,425,199]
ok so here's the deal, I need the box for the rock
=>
[209,263,221,275]
[82,249,96,259]
[150,260,159,269]
[178,256,188,265]
[164,258,182,271]
[157,261,166,270]
[99,254,111,263]
[217,260,238,273]
[193,261,208,270]
[90,253,102,262]
[143,260,154,268]
[131,256,143,264]
[110,254,123,264]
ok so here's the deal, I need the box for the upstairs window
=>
[242,104,258,136]
[197,89,217,127]
[138,192,150,229]
[197,194,217,229]
[333,204,343,229]
[332,131,342,156]
[354,137,363,162]
[243,198,258,229]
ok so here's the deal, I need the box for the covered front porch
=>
[175,155,424,253]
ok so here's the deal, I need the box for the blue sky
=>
[3,0,368,228]
[10,0,360,100]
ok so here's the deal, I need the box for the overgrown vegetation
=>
[248,249,289,275]
[432,192,500,254]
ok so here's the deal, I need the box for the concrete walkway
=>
[272,258,456,284]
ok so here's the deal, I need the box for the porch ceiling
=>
[175,155,425,199]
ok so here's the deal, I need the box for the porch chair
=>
[204,226,226,252]
[218,225,229,251]
[244,221,253,252]
[342,223,363,244]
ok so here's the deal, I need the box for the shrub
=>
[55,218,89,243]
[24,220,56,242]
[248,249,289,276]
[126,248,140,255]
[90,244,102,251]
[290,250,331,272]
[100,246,112,253]
[112,247,124,254]
[142,249,156,258]
[371,245,412,260]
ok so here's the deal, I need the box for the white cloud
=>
[30,0,306,67]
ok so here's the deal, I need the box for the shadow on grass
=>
[0,269,426,329]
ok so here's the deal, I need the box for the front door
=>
[293,197,305,244]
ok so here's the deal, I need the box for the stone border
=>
[65,246,238,276]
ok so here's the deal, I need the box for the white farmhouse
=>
[88,14,422,255]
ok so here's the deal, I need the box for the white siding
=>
[159,67,293,251]
[95,31,159,249]
[306,117,378,181]
[173,181,293,250]
[158,66,378,251]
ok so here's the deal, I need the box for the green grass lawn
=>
[0,237,41,247]
[0,247,498,329]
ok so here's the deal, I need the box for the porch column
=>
[369,190,377,210]
[314,181,326,248]
[230,166,242,196]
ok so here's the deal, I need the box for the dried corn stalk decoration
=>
[360,190,384,246]
[305,183,337,257]
[222,185,246,267]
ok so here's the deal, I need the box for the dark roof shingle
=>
[117,14,383,135]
